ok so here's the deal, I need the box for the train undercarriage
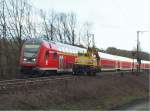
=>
[72,64,98,76]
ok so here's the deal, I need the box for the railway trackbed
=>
[0,71,145,91]
[0,75,74,91]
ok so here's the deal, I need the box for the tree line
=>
[105,47,150,61]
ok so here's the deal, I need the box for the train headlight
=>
[32,58,36,62]
[23,58,27,61]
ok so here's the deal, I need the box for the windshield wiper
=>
[32,53,36,58]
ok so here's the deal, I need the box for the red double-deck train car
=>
[20,38,150,74]
[99,52,133,71]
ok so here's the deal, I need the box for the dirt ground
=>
[0,71,149,110]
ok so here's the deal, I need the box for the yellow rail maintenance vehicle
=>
[73,47,101,76]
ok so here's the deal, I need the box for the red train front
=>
[20,38,56,74]
[20,38,78,74]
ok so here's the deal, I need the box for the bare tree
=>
[68,12,77,45]
[55,12,77,45]
[55,13,63,43]
[59,13,69,43]
[79,21,93,48]
[0,0,8,76]
[39,11,78,45]
[39,9,49,40]
[1,0,33,48]
[0,0,34,78]
[48,10,57,41]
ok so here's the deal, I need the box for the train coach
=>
[99,52,134,71]
[20,38,150,75]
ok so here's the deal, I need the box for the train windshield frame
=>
[23,39,41,58]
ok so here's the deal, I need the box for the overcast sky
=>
[31,0,150,53]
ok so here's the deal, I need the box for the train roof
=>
[98,52,133,62]
[141,60,150,64]
[98,52,118,60]
[25,38,150,63]
[52,41,148,63]
[25,38,43,44]
[53,41,87,53]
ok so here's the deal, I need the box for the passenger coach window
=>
[53,52,58,60]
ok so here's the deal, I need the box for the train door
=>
[45,50,49,65]
[116,61,120,71]
[63,56,68,71]
[59,55,64,71]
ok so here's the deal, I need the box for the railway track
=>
[0,71,145,91]
[0,75,74,90]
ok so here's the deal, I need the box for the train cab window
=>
[45,50,49,60]
[53,52,58,60]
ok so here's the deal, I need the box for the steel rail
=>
[0,71,143,90]
[0,75,75,90]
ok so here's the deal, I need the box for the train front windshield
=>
[23,39,41,63]
[24,44,40,58]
